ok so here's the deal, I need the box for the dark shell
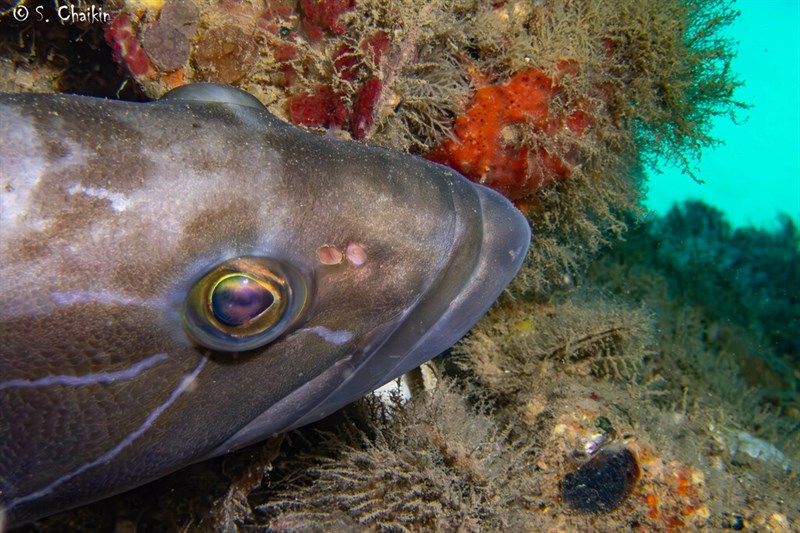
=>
[561,443,640,514]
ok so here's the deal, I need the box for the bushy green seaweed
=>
[592,200,800,454]
[253,384,536,531]
[650,202,799,362]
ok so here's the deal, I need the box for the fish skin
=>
[0,84,530,525]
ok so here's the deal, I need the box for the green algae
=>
[592,202,800,456]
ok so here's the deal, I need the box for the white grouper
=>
[0,84,530,526]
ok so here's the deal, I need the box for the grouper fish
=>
[0,84,530,526]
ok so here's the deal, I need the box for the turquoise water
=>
[644,0,800,229]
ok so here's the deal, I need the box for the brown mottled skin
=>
[0,85,529,526]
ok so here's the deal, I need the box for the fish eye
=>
[183,256,307,351]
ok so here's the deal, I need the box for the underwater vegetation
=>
[639,201,799,368]
[592,201,800,458]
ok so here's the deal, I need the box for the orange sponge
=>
[427,67,591,207]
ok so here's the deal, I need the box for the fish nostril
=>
[317,245,343,265]
[345,242,367,266]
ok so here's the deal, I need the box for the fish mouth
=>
[359,182,532,387]
[207,179,530,456]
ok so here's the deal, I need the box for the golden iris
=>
[183,257,307,351]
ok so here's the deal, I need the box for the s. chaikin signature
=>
[10,3,110,24]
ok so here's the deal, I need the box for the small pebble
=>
[561,443,640,514]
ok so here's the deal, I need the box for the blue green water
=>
[644,0,800,229]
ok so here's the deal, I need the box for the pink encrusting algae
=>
[104,14,152,77]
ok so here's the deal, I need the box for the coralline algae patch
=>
[286,31,390,138]
[102,0,403,137]
[100,1,605,204]
[104,14,154,78]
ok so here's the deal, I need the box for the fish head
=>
[0,84,530,524]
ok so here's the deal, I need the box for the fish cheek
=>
[0,305,198,500]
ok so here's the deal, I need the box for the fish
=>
[0,83,530,526]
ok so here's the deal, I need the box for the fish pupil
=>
[211,275,275,326]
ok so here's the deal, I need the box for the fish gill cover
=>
[2,0,798,530]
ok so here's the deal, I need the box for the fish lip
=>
[206,179,530,457]
[362,181,532,386]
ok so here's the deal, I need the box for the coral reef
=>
[638,201,799,367]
